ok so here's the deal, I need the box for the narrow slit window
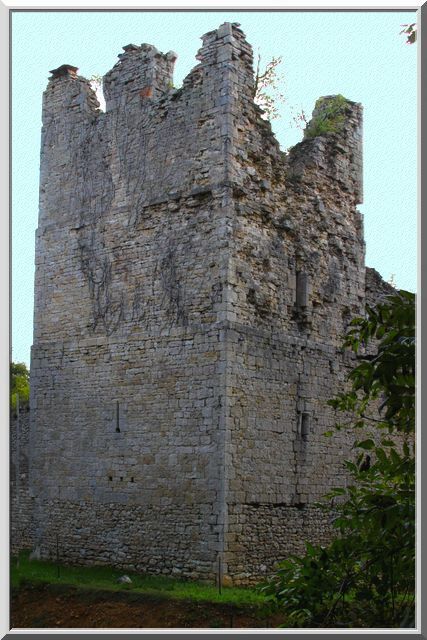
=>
[115,400,120,432]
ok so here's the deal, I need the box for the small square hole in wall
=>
[130,477,134,483]
[108,476,113,481]
[120,476,123,481]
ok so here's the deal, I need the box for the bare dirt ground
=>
[11,583,284,629]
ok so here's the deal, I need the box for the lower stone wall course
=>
[226,503,335,585]
[11,411,36,554]
[30,499,220,581]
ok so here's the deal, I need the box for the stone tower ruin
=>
[27,22,385,583]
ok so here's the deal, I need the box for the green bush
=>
[261,291,415,628]
[304,94,348,138]
[10,362,30,412]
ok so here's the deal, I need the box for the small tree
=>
[261,290,415,628]
[89,73,103,89]
[253,53,286,120]
[10,362,30,413]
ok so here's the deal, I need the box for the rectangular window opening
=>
[296,271,309,309]
[301,412,310,441]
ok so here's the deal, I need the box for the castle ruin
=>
[19,22,390,583]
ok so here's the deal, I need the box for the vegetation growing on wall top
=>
[304,94,348,139]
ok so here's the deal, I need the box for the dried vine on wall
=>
[155,237,188,328]
[73,119,125,335]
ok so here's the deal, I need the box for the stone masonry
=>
[11,410,35,555]
[21,22,390,583]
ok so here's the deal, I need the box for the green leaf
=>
[355,439,375,450]
[380,439,395,447]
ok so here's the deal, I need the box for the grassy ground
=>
[11,551,266,607]
[11,552,283,628]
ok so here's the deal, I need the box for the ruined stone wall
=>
[11,410,36,554]
[27,22,388,583]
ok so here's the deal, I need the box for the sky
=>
[11,10,417,366]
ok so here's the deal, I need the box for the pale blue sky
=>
[11,10,417,366]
